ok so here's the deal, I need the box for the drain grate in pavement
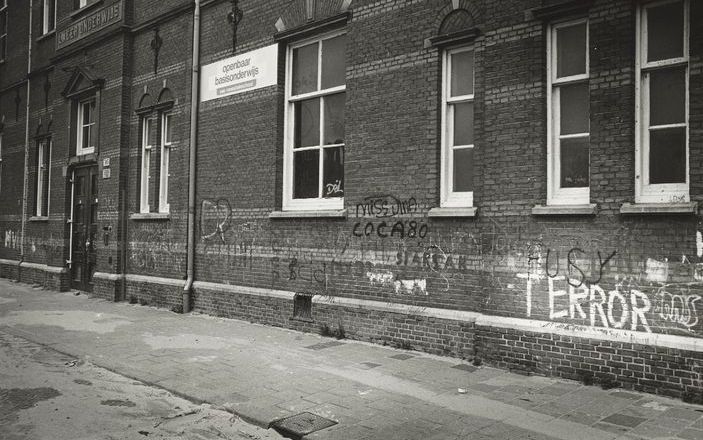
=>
[452,363,477,372]
[271,412,337,438]
[304,340,345,351]
[600,413,647,428]
[390,353,415,360]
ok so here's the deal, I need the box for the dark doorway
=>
[71,166,98,292]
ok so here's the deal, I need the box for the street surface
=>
[0,279,702,439]
[0,326,282,439]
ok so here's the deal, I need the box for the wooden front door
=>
[71,166,98,292]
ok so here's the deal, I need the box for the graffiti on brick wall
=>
[200,199,232,243]
[129,226,183,273]
[515,238,703,335]
[3,230,19,250]
[353,195,427,240]
[197,194,478,297]
[28,234,63,261]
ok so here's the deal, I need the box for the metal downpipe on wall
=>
[19,0,34,265]
[183,0,201,313]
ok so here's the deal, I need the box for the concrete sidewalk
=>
[1,279,702,440]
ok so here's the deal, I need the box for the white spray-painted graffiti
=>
[3,230,18,250]
[516,242,703,335]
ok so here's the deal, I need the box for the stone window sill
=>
[36,30,55,43]
[427,207,478,218]
[29,216,49,222]
[130,212,170,221]
[269,209,347,219]
[620,202,698,215]
[531,204,597,216]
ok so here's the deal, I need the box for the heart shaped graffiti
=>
[200,199,232,243]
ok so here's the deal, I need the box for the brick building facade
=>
[1,0,703,400]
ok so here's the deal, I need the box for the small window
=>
[0,0,8,62]
[35,139,51,217]
[140,117,154,213]
[159,113,172,213]
[441,46,475,208]
[636,0,689,203]
[77,98,96,155]
[284,32,347,211]
[42,0,56,35]
[547,19,590,205]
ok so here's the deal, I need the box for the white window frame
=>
[79,0,88,8]
[440,45,475,208]
[42,0,55,35]
[283,30,346,211]
[635,0,689,204]
[0,0,8,63]
[76,98,96,156]
[159,112,172,213]
[35,139,51,217]
[547,18,590,206]
[140,117,153,213]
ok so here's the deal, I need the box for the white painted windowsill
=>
[427,207,478,218]
[130,213,170,221]
[620,202,698,215]
[269,209,347,219]
[531,204,597,216]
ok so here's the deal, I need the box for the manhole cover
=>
[271,412,337,438]
[304,340,345,351]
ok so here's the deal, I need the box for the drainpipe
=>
[20,0,34,266]
[183,0,200,313]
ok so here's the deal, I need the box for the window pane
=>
[292,42,319,95]
[321,35,346,89]
[48,0,56,31]
[294,98,320,148]
[557,23,587,78]
[323,146,344,198]
[82,127,91,149]
[453,148,474,192]
[451,51,474,97]
[163,115,172,144]
[650,127,686,184]
[144,149,151,177]
[453,102,474,146]
[560,83,589,135]
[82,103,91,125]
[560,137,589,188]
[323,93,345,145]
[647,2,684,62]
[0,11,6,34]
[650,67,686,126]
[293,149,319,199]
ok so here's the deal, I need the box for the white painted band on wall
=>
[40,273,703,353]
[93,272,121,281]
[20,262,68,274]
[314,295,481,323]
[1,259,68,274]
[193,280,295,301]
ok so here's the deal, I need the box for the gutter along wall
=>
[1,0,703,401]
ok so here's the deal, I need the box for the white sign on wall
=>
[200,44,279,102]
